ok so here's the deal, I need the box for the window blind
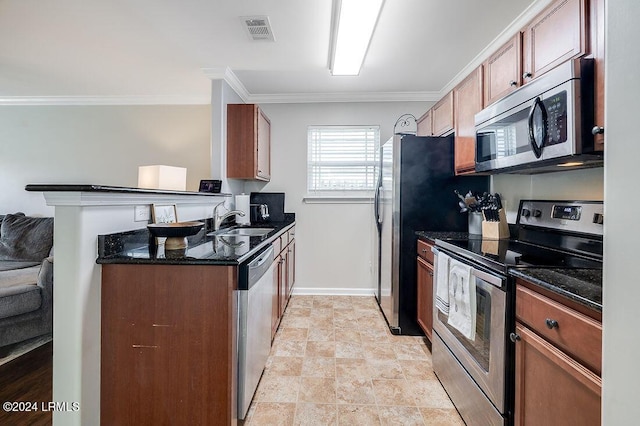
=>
[307,126,380,193]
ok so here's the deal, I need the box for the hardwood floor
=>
[0,341,52,426]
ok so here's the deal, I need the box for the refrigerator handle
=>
[374,184,381,227]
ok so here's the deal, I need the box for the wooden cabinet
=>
[484,34,522,106]
[271,225,296,338]
[227,104,271,181]
[513,281,601,425]
[101,264,238,425]
[453,66,483,175]
[416,239,434,341]
[432,91,454,136]
[591,0,605,150]
[416,109,433,136]
[522,0,587,83]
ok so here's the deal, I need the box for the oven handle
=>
[432,246,506,290]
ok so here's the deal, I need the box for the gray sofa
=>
[0,213,54,348]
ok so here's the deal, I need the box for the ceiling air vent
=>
[241,16,275,41]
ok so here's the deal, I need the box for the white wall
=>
[492,167,604,223]
[0,105,211,215]
[246,102,431,294]
[603,0,640,422]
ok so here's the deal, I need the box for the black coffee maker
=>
[249,204,270,223]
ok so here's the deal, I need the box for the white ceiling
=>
[0,0,546,104]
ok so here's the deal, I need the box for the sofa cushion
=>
[0,266,42,319]
[0,260,40,272]
[0,214,53,262]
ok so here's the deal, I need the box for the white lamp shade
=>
[138,165,187,191]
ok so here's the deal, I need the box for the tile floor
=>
[244,295,464,425]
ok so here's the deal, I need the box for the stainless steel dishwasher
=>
[237,245,275,420]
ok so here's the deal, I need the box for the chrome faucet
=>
[213,201,246,231]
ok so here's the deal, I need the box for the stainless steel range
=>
[431,200,603,426]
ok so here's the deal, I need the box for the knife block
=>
[481,209,510,240]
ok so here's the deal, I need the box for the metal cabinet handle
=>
[421,249,427,253]
[523,71,532,79]
[592,126,604,135]
[428,271,434,277]
[509,80,518,87]
[545,318,559,329]
[509,332,521,343]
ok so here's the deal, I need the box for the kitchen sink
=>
[209,227,275,237]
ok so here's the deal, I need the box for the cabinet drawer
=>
[280,231,289,249]
[516,285,601,374]
[417,239,434,264]
[272,236,282,255]
[287,226,295,242]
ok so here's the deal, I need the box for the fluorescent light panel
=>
[330,0,385,76]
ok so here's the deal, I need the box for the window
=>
[307,125,380,198]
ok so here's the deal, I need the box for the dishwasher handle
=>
[247,246,274,288]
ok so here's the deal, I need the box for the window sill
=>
[303,195,374,204]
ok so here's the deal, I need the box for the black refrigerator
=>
[373,134,488,335]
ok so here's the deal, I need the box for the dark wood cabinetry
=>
[101,264,238,425]
[271,226,296,339]
[591,0,605,150]
[453,66,483,175]
[522,0,587,83]
[483,34,522,106]
[432,91,454,136]
[416,239,434,341]
[513,280,601,426]
[227,104,271,181]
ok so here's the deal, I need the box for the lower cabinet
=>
[271,226,296,340]
[416,238,435,341]
[512,281,602,425]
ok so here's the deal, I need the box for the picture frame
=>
[199,179,222,193]
[151,204,178,224]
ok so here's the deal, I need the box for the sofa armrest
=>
[37,256,54,313]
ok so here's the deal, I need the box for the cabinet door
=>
[256,107,271,180]
[286,240,295,301]
[432,91,454,136]
[484,34,522,106]
[416,256,433,341]
[278,254,287,318]
[522,0,587,82]
[513,323,601,426]
[453,66,483,174]
[416,109,433,136]
[591,0,605,150]
[271,257,281,340]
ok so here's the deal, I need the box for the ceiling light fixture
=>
[328,0,385,76]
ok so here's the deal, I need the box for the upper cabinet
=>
[591,0,605,150]
[227,104,271,181]
[484,34,522,107]
[432,91,454,136]
[454,66,483,175]
[521,0,587,84]
[416,109,433,136]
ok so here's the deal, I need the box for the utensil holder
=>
[481,209,510,240]
[468,212,483,235]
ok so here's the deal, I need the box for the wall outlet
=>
[134,205,150,222]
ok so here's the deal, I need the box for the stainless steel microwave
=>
[474,58,603,173]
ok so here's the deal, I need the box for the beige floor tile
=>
[409,380,455,409]
[363,343,398,360]
[311,316,334,329]
[266,356,304,377]
[302,357,336,378]
[289,296,314,308]
[393,343,430,361]
[247,402,296,425]
[286,307,312,318]
[313,296,334,308]
[294,403,337,426]
[281,316,311,328]
[334,316,360,329]
[307,327,335,342]
[306,341,336,358]
[337,404,381,425]
[335,358,370,380]
[256,376,300,403]
[367,359,405,380]
[371,379,416,406]
[272,340,307,357]
[278,327,309,341]
[309,307,334,319]
[334,308,358,321]
[419,408,464,425]
[350,296,378,309]
[400,360,437,381]
[334,328,361,343]
[332,298,353,309]
[335,341,365,359]
[359,327,391,343]
[378,406,426,426]
[298,377,336,404]
[336,378,376,405]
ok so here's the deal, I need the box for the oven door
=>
[432,248,507,412]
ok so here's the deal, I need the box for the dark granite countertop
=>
[509,268,602,312]
[25,184,231,197]
[97,213,295,266]
[416,230,602,313]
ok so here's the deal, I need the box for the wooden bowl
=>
[147,221,204,250]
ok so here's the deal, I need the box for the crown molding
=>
[248,91,441,104]
[439,0,553,97]
[0,95,211,106]
[202,67,250,102]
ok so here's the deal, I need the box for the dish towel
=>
[447,258,476,341]
[435,252,450,314]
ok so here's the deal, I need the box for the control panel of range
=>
[518,200,603,236]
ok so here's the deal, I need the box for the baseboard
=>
[291,287,376,297]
